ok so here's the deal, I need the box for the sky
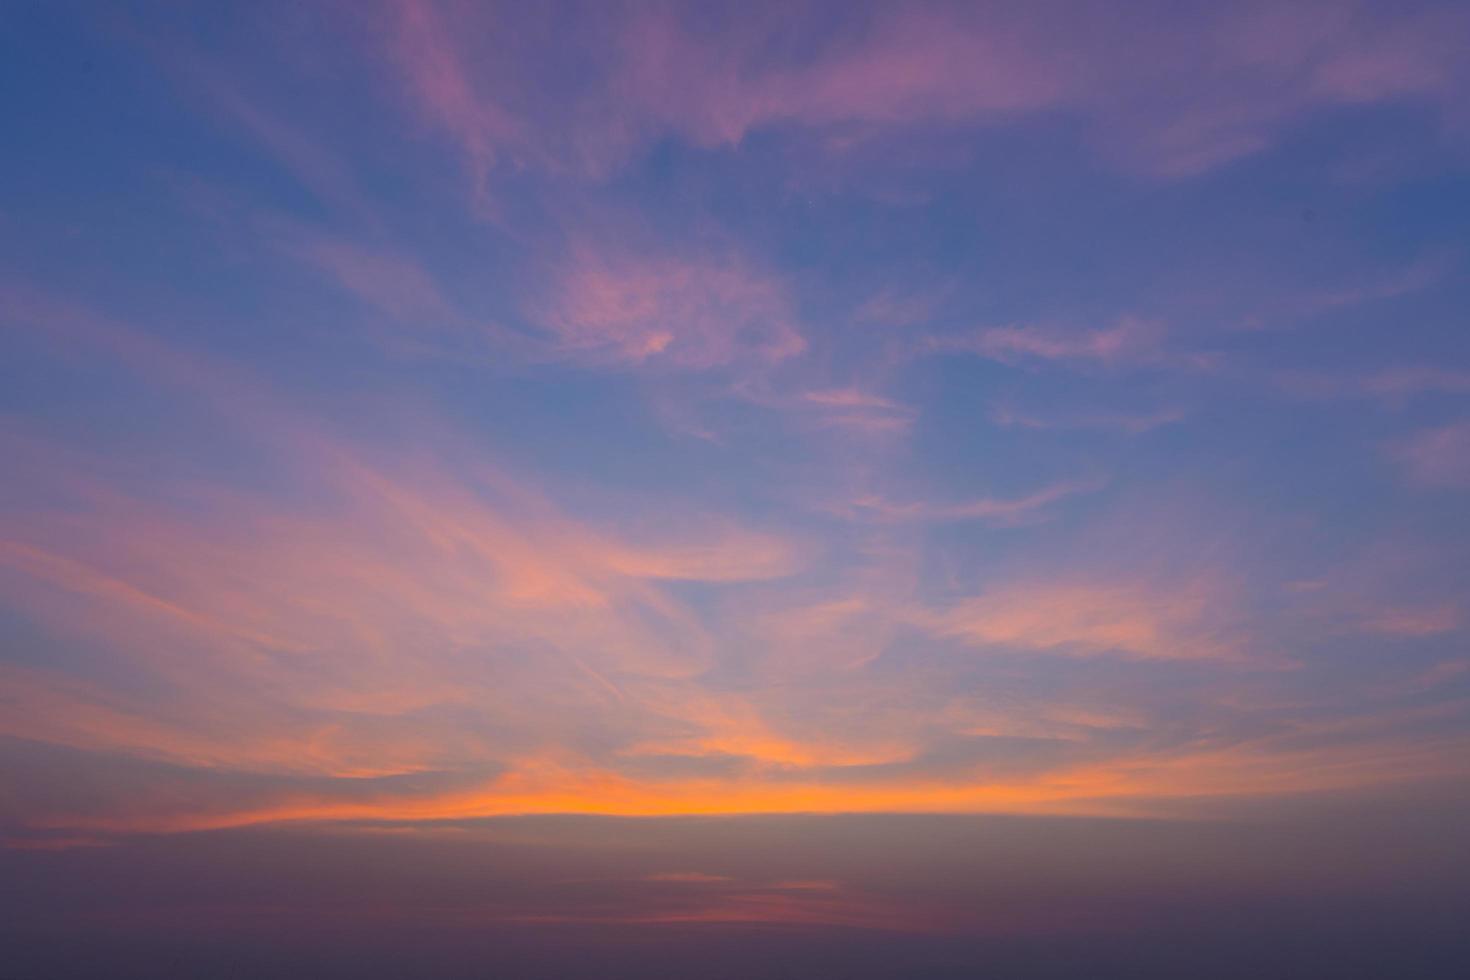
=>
[2,1,1469,975]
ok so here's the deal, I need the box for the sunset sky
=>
[3,2,1469,976]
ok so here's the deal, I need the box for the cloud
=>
[275,225,461,326]
[614,4,1076,150]
[1278,366,1470,401]
[0,427,819,830]
[835,478,1105,526]
[990,405,1186,435]
[1364,368,1470,398]
[345,0,1470,194]
[934,317,1215,371]
[931,580,1237,661]
[377,0,523,213]
[641,870,732,884]
[103,0,1470,233]
[1395,421,1470,488]
[851,287,947,328]
[528,244,805,370]
[799,388,918,435]
[1359,604,1461,637]
[1238,252,1455,330]
[0,291,822,832]
[621,1,1470,179]
[5,277,1468,839]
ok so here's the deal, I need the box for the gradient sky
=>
[3,1,1470,974]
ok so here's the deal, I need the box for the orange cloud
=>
[26,716,1470,840]
[0,419,810,795]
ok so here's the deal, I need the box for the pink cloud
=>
[739,590,907,677]
[931,579,1238,660]
[531,245,805,370]
[276,225,461,325]
[851,287,948,328]
[353,1,1470,192]
[1278,367,1470,401]
[1360,604,1461,637]
[799,388,918,436]
[1306,5,1468,104]
[1368,369,1470,398]
[838,477,1105,527]
[1237,252,1455,331]
[1088,2,1470,175]
[1396,421,1470,488]
[378,0,523,213]
[616,5,1076,151]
